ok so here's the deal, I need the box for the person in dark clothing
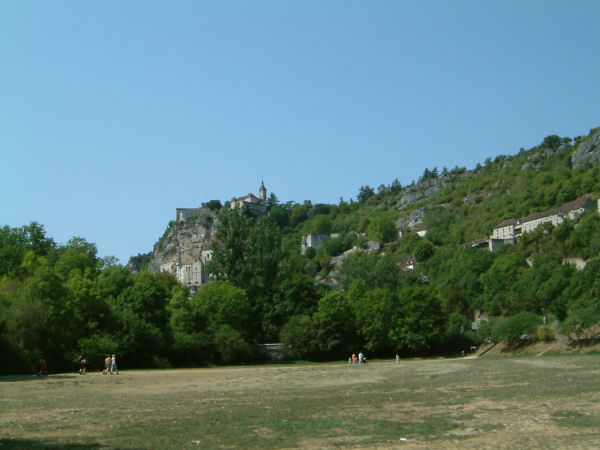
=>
[38,358,47,376]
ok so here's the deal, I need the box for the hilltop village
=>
[155,186,600,296]
[154,182,269,294]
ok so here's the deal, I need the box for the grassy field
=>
[1,355,600,448]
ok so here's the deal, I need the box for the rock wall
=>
[572,131,600,168]
[148,214,218,274]
[397,178,448,209]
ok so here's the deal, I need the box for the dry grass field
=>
[1,354,600,448]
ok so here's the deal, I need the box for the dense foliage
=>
[2,128,600,374]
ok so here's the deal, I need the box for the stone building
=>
[175,204,212,221]
[491,196,595,241]
[159,250,213,295]
[301,233,340,254]
[230,181,267,215]
[462,195,598,252]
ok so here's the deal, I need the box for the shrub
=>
[535,325,555,341]
[214,325,251,365]
[492,312,542,345]
[280,314,317,360]
[561,307,600,342]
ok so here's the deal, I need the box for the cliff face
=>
[147,213,218,274]
[572,131,600,168]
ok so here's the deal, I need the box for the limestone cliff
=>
[147,213,218,274]
[572,130,600,168]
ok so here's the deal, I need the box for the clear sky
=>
[2,0,599,264]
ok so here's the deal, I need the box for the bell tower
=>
[259,180,267,203]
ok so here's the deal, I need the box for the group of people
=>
[76,354,118,375]
[349,352,367,365]
[103,354,118,375]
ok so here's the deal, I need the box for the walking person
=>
[103,355,111,374]
[38,358,47,376]
[110,354,118,375]
[78,355,87,375]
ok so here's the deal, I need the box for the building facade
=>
[230,181,268,215]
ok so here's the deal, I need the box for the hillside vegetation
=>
[1,128,600,374]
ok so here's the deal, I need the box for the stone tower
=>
[259,180,267,203]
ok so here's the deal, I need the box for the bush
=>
[214,325,251,365]
[492,312,542,345]
[561,307,600,342]
[280,314,316,359]
[535,325,555,341]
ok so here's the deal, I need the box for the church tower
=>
[259,180,267,203]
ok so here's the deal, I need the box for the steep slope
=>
[147,213,218,274]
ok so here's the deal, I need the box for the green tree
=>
[357,185,375,203]
[389,286,445,354]
[561,306,600,342]
[313,291,358,357]
[205,200,222,211]
[280,314,317,359]
[190,281,251,339]
[206,207,252,285]
[541,135,562,149]
[367,216,397,243]
[54,237,100,280]
[266,192,279,209]
[113,272,173,366]
[348,283,396,355]
[214,325,252,365]
[480,250,528,314]
[414,240,434,261]
[491,312,541,345]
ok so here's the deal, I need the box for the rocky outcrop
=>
[521,147,561,171]
[572,131,600,168]
[397,178,448,208]
[147,214,218,274]
[397,171,474,209]
[396,207,429,230]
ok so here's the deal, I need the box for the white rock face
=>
[572,132,600,169]
[148,214,218,279]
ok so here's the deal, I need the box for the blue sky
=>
[2,0,599,264]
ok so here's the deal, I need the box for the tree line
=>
[2,130,600,374]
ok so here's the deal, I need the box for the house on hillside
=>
[159,250,213,295]
[491,196,595,241]
[300,233,340,254]
[460,196,598,252]
[459,237,490,250]
[398,227,428,239]
[399,254,415,271]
